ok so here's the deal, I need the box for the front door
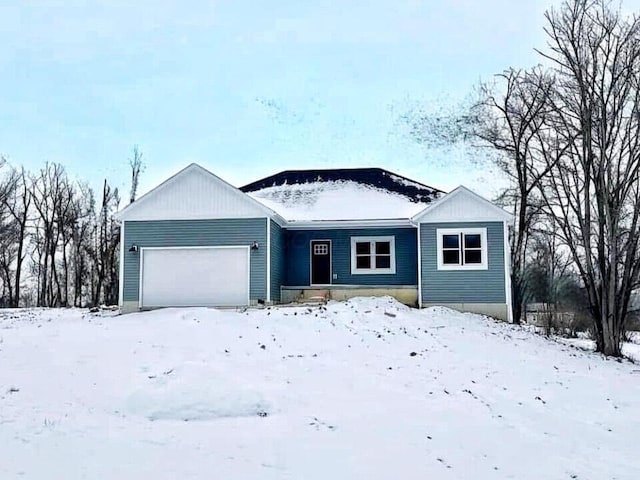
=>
[310,240,331,285]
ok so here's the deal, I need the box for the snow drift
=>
[124,362,270,421]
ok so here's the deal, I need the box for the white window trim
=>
[436,227,488,271]
[350,236,396,275]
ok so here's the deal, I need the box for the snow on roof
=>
[386,172,430,190]
[247,180,430,221]
[241,167,443,204]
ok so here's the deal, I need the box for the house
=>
[116,163,513,321]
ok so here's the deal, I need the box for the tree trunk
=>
[13,218,26,308]
[61,239,69,307]
[599,313,623,357]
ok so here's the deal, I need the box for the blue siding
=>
[285,228,418,286]
[123,218,267,303]
[420,222,506,303]
[270,220,285,303]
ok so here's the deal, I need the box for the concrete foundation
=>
[120,301,139,314]
[119,300,263,314]
[421,302,509,321]
[281,286,419,307]
[121,296,508,321]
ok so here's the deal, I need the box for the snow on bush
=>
[124,362,270,421]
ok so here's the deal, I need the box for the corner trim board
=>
[417,224,422,308]
[118,221,125,307]
[266,217,271,303]
[503,221,513,322]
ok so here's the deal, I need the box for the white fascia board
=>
[117,213,276,222]
[284,219,415,230]
[269,212,287,227]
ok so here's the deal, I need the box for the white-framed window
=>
[350,236,396,274]
[436,228,488,270]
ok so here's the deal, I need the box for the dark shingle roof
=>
[240,168,444,204]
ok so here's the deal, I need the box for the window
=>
[313,244,328,255]
[350,236,396,274]
[437,228,488,270]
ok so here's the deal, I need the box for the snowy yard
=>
[1,298,640,480]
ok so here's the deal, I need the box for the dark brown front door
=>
[310,240,331,285]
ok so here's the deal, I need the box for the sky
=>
[1,0,636,201]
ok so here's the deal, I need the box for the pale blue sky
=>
[2,0,632,199]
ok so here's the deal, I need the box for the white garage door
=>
[140,247,250,308]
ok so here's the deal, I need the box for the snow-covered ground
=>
[1,298,640,479]
[558,334,640,363]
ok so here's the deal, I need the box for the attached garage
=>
[140,247,250,308]
[116,164,284,313]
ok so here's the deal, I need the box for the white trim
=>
[140,245,251,251]
[412,186,513,223]
[118,213,277,221]
[247,246,252,306]
[436,228,488,271]
[266,217,271,303]
[417,224,422,308]
[350,236,396,275]
[503,221,513,323]
[118,220,125,307]
[310,239,332,286]
[138,248,144,309]
[282,284,418,290]
[286,219,415,229]
[138,245,251,308]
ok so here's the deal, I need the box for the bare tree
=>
[0,150,138,308]
[402,0,640,355]
[129,145,144,204]
[70,182,95,307]
[54,180,76,306]
[472,68,564,324]
[534,0,640,356]
[0,164,21,306]
[31,163,75,306]
[91,179,120,306]
[2,167,31,307]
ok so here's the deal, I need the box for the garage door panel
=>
[141,247,249,307]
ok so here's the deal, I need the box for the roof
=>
[115,163,285,223]
[241,168,444,203]
[242,168,444,222]
[115,164,510,226]
[248,181,432,222]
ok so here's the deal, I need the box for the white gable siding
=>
[413,187,512,223]
[119,165,270,221]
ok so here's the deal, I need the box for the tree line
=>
[0,147,143,308]
[406,0,640,356]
